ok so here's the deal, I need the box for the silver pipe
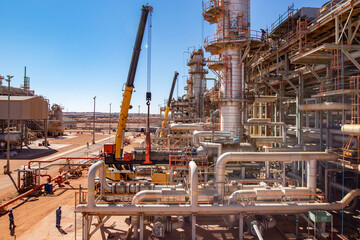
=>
[215,152,338,196]
[228,187,311,204]
[169,123,204,131]
[244,122,285,126]
[189,161,198,208]
[247,118,271,123]
[200,142,222,157]
[99,163,112,192]
[341,124,360,135]
[299,103,352,111]
[132,190,162,204]
[264,215,276,229]
[194,130,231,137]
[87,160,104,207]
[252,222,264,240]
[171,216,185,230]
[76,189,360,215]
[307,159,317,195]
[253,96,277,103]
[329,181,353,193]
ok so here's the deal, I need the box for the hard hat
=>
[9,208,13,211]
[59,205,61,208]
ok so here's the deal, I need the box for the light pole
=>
[109,103,112,134]
[92,96,96,144]
[5,75,13,174]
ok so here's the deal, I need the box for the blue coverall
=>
[56,207,62,227]
[9,211,15,230]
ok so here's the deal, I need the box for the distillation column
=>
[187,49,208,119]
[204,0,250,139]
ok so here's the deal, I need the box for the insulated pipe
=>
[247,118,271,123]
[169,123,203,131]
[76,189,360,215]
[189,161,198,208]
[99,163,111,192]
[228,188,311,204]
[264,215,276,229]
[244,122,285,126]
[299,103,352,111]
[329,181,353,193]
[171,216,185,230]
[253,96,277,103]
[341,124,360,135]
[307,159,317,195]
[87,160,104,207]
[215,152,338,196]
[132,190,162,204]
[252,222,264,240]
[200,142,222,158]
[194,130,231,137]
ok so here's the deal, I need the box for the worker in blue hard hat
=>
[8,208,15,230]
[56,206,62,228]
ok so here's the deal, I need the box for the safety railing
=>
[319,76,353,94]
[267,3,297,34]
[75,191,88,205]
[307,0,351,29]
[215,22,251,34]
[204,30,262,48]
[207,55,221,63]
[203,0,224,13]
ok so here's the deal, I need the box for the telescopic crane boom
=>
[114,5,153,160]
[160,71,179,137]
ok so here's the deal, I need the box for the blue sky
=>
[0,0,326,113]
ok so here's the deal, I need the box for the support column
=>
[296,73,303,145]
[253,103,257,135]
[20,121,23,150]
[44,119,48,147]
[307,159,317,197]
[319,110,323,151]
[140,214,144,240]
[25,120,28,146]
[239,213,244,240]
[84,213,89,240]
[325,168,329,202]
[192,214,196,240]
[283,162,286,186]
[204,167,208,182]
[265,161,270,179]
[265,103,268,136]
[258,103,262,136]
[306,110,310,128]
[134,225,139,239]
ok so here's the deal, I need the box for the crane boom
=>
[115,5,153,159]
[160,71,179,137]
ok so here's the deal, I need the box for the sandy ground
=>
[0,132,113,204]
[0,131,144,240]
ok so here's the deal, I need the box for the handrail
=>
[204,30,261,48]
[307,0,351,29]
[27,157,98,170]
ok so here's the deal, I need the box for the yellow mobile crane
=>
[105,5,153,166]
[160,71,179,137]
